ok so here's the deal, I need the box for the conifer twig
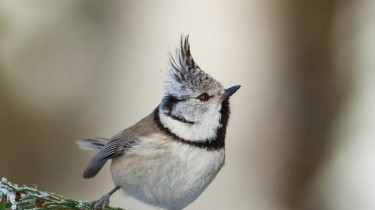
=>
[0,178,124,210]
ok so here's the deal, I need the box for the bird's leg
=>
[90,186,120,210]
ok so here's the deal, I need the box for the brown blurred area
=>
[0,1,374,210]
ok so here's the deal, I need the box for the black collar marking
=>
[154,99,230,151]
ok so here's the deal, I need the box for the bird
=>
[77,36,240,210]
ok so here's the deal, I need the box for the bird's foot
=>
[89,194,110,210]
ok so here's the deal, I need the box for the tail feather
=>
[76,137,109,151]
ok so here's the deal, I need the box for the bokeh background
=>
[1,1,374,210]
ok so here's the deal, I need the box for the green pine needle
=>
[0,178,124,210]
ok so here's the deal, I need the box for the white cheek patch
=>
[159,105,222,141]
[171,102,207,122]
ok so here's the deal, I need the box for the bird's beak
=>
[222,85,241,101]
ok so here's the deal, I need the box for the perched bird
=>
[77,36,240,210]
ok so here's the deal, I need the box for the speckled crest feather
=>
[166,36,223,97]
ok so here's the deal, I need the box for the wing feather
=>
[83,139,120,178]
[79,109,159,178]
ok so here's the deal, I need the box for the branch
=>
[0,178,124,210]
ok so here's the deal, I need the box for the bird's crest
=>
[166,36,222,97]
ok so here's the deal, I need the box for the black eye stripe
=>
[162,95,187,112]
[161,94,196,124]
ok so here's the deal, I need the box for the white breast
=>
[110,134,225,210]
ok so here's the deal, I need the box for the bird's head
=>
[159,36,240,142]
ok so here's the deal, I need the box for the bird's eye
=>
[196,93,210,101]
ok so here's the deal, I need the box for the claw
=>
[90,194,110,210]
[88,186,120,210]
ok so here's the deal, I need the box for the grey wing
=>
[83,140,119,178]
[82,135,132,179]
[80,110,157,178]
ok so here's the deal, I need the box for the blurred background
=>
[0,1,374,210]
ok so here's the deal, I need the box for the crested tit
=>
[77,36,240,210]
